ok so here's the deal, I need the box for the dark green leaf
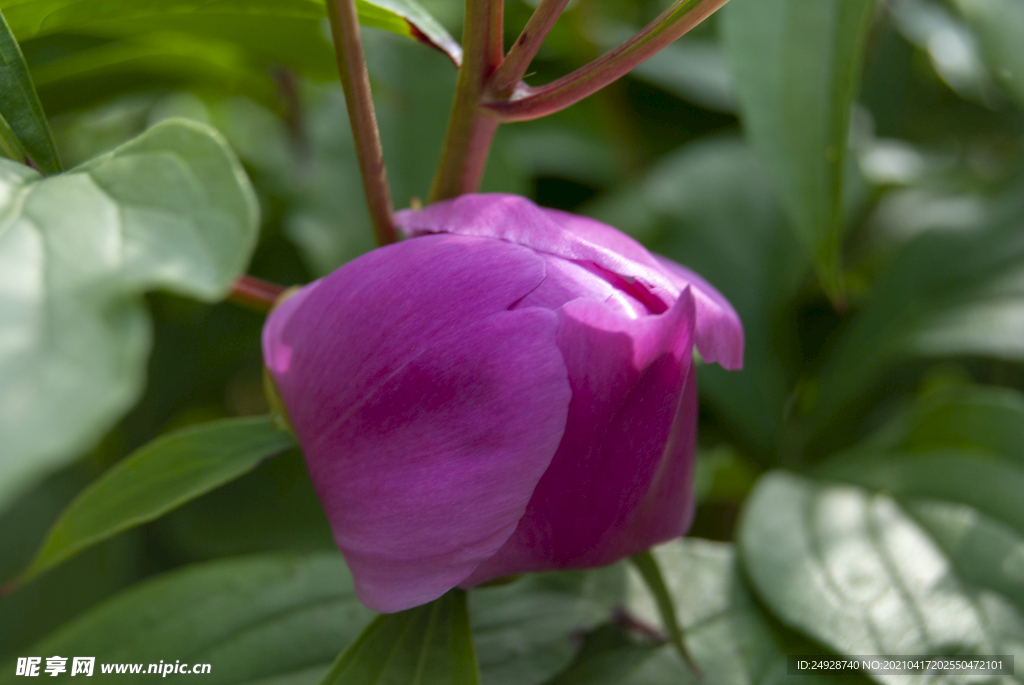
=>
[541,624,659,685]
[0,554,376,685]
[470,568,626,685]
[0,0,461,67]
[739,466,1024,665]
[950,0,1024,108]
[0,8,58,172]
[17,416,295,585]
[815,218,1024,438]
[720,0,876,296]
[318,590,480,685]
[0,110,25,162]
[0,119,259,516]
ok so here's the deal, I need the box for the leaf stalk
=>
[484,0,730,122]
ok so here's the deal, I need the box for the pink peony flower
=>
[262,194,743,612]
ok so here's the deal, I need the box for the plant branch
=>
[227,275,288,312]
[325,0,397,245]
[428,0,504,202]
[487,0,571,98]
[484,0,730,122]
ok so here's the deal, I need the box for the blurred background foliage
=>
[2,0,1024,681]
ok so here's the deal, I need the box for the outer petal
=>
[263,235,571,612]
[653,256,743,370]
[395,194,743,368]
[460,288,697,585]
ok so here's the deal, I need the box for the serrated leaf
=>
[720,0,876,297]
[739,468,1024,678]
[0,8,59,172]
[16,416,296,585]
[319,590,480,685]
[0,119,259,516]
[949,0,1024,108]
[0,554,376,685]
[0,0,461,68]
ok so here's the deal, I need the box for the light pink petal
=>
[395,194,744,368]
[460,288,697,586]
[263,235,571,612]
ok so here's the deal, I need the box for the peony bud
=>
[262,194,743,613]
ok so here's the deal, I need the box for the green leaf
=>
[470,568,626,685]
[0,118,259,516]
[0,0,461,68]
[949,0,1024,108]
[0,110,25,162]
[319,590,480,685]
[624,540,865,685]
[720,0,876,297]
[739,466,1024,666]
[629,551,694,673]
[872,385,1024,461]
[814,218,1024,444]
[0,8,59,172]
[541,623,659,685]
[16,416,296,585]
[0,554,376,685]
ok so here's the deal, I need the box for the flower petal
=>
[263,234,571,612]
[395,194,743,368]
[460,288,697,585]
[653,256,744,370]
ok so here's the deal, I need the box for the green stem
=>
[325,0,397,245]
[428,0,504,202]
[484,0,730,122]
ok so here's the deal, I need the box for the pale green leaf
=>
[739,468,1024,675]
[0,118,259,515]
[949,0,1024,108]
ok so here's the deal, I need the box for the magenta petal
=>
[395,194,743,369]
[653,256,743,370]
[460,288,697,586]
[263,235,571,612]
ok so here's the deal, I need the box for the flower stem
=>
[227,275,288,312]
[428,0,504,202]
[487,0,572,98]
[325,0,397,245]
[484,0,730,122]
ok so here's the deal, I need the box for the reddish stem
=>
[484,0,731,122]
[325,0,397,245]
[428,0,504,202]
[227,275,287,312]
[488,0,572,98]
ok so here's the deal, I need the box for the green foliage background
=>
[1,0,1023,682]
